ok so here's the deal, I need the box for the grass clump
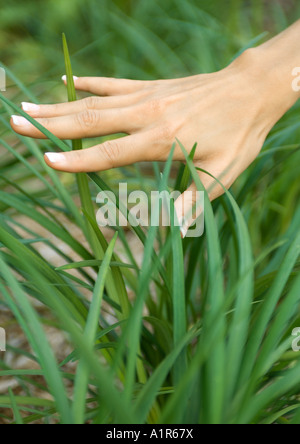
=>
[0,0,300,425]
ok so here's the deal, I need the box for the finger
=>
[44,133,150,173]
[66,76,149,96]
[11,107,138,139]
[21,95,140,118]
[174,182,204,239]
[174,169,225,238]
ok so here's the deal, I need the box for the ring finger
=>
[21,94,143,118]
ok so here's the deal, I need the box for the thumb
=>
[174,182,203,239]
[174,169,224,238]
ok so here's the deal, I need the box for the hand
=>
[10,48,295,235]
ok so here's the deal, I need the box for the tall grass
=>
[0,0,300,424]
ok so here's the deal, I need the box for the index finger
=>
[65,76,150,96]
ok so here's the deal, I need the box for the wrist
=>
[255,44,300,103]
[253,21,300,109]
[232,44,300,130]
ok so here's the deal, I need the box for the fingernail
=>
[45,152,66,164]
[62,75,79,82]
[11,115,30,126]
[21,102,40,112]
[180,220,190,239]
[180,226,188,239]
[176,215,188,239]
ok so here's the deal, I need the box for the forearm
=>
[225,20,300,138]
[250,20,300,124]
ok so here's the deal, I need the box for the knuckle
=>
[156,123,175,142]
[76,109,100,132]
[100,140,120,169]
[224,176,235,190]
[73,150,83,162]
[84,96,101,109]
[210,185,225,201]
[69,150,86,171]
[147,98,163,115]
[40,117,50,128]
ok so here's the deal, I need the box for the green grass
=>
[0,0,300,425]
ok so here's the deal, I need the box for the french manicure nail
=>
[11,115,30,126]
[180,226,188,239]
[175,214,187,239]
[61,75,79,82]
[180,217,191,239]
[45,152,66,164]
[21,102,40,112]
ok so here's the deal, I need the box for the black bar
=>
[98,426,199,439]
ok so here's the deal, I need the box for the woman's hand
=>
[11,28,300,234]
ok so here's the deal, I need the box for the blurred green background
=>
[1,0,299,86]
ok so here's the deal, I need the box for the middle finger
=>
[21,95,142,118]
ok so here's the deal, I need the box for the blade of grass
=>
[121,146,175,408]
[8,388,24,425]
[0,256,72,424]
[62,33,101,257]
[56,259,136,271]
[82,209,131,319]
[88,172,172,296]
[237,229,300,395]
[169,198,187,385]
[134,326,198,423]
[177,140,226,424]
[72,233,118,424]
[195,166,255,406]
